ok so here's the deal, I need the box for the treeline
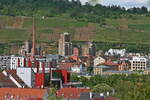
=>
[96,42,150,54]
[71,74,150,100]
[73,41,150,54]
[0,43,9,54]
[0,0,149,24]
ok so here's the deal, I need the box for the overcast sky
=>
[79,0,150,9]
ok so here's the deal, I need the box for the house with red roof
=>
[0,88,48,100]
[56,87,90,99]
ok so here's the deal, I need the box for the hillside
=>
[1,0,150,54]
[1,14,150,44]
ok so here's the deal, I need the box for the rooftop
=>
[0,88,47,100]
[56,87,90,99]
[0,73,17,88]
[102,61,119,66]
[5,70,27,87]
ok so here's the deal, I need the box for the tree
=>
[141,6,148,14]
[70,73,79,82]
[48,88,61,100]
[92,83,113,93]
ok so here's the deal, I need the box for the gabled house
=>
[94,57,105,67]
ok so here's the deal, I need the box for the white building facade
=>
[94,57,105,66]
[130,56,150,71]
[105,49,126,57]
[17,67,35,88]
[11,56,25,69]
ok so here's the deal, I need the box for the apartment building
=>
[10,56,25,69]
[58,32,72,56]
[130,56,150,71]
[0,56,11,68]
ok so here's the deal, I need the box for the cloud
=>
[79,0,150,9]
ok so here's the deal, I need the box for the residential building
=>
[58,32,72,56]
[0,88,48,100]
[19,40,32,56]
[82,42,96,57]
[93,65,108,75]
[93,61,120,75]
[80,92,118,100]
[102,61,119,71]
[105,49,126,57]
[10,56,25,69]
[0,56,11,68]
[94,56,105,66]
[56,87,90,100]
[130,56,150,71]
[144,68,150,74]
[118,61,130,71]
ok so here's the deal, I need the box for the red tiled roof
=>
[93,97,119,100]
[103,61,119,66]
[27,98,43,100]
[56,88,90,99]
[59,62,77,70]
[0,88,47,100]
[0,73,17,88]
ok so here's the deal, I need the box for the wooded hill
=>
[1,0,150,54]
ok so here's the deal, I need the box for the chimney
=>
[32,16,36,58]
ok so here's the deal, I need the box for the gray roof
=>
[104,70,135,74]
[95,65,110,69]
[145,68,150,70]
[80,92,105,100]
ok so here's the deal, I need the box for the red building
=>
[52,69,70,84]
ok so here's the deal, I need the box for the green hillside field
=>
[0,14,150,44]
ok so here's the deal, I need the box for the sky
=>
[79,0,150,9]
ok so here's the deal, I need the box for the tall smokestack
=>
[32,16,36,58]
